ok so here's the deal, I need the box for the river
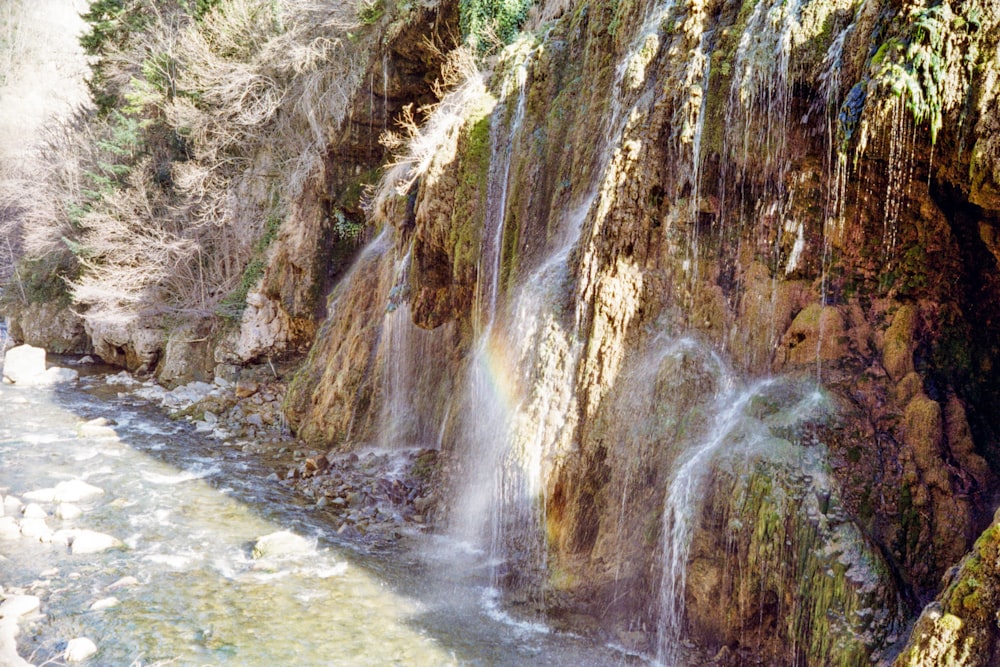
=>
[0,363,634,666]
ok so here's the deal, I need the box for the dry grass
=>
[370,45,487,221]
[2,0,434,331]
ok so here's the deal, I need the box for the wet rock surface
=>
[103,363,444,548]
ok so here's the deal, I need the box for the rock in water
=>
[88,597,120,611]
[55,503,83,520]
[42,366,79,384]
[2,344,46,384]
[66,530,122,555]
[53,480,104,503]
[0,517,20,540]
[252,530,313,559]
[64,637,98,662]
[0,595,40,619]
[21,503,47,519]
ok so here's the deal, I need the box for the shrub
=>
[460,0,534,54]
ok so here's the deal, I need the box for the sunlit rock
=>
[63,637,98,662]
[53,480,104,503]
[106,576,139,591]
[2,344,46,384]
[0,595,39,619]
[63,529,123,555]
[0,517,20,540]
[43,367,79,384]
[21,503,47,519]
[20,518,53,541]
[2,496,22,516]
[88,597,120,611]
[77,418,117,439]
[251,530,313,559]
[23,488,56,502]
[55,503,83,520]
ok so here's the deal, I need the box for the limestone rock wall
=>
[282,0,1000,661]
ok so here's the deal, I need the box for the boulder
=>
[2,344,46,384]
[43,367,79,384]
[77,418,117,439]
[2,496,21,516]
[1,345,79,385]
[22,488,56,503]
[106,576,139,591]
[20,518,53,541]
[21,503,47,519]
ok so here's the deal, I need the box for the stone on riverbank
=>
[21,503,47,519]
[20,518,53,541]
[2,496,21,516]
[64,637,98,662]
[77,418,117,439]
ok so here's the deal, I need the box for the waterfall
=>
[451,0,694,597]
[378,246,456,450]
[450,54,531,550]
[655,376,770,664]
[477,61,528,332]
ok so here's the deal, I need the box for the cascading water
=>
[377,248,453,450]
[452,0,702,600]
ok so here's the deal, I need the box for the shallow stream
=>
[0,371,631,666]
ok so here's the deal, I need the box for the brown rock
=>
[883,305,918,381]
[235,380,259,398]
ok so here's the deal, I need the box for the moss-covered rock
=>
[894,509,1000,667]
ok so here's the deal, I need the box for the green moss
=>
[449,112,493,278]
[460,0,534,55]
[357,0,384,25]
[217,202,285,321]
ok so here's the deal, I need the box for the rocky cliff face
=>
[283,0,1000,662]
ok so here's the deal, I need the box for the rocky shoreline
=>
[1,344,448,665]
[100,365,445,548]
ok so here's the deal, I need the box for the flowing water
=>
[0,371,633,666]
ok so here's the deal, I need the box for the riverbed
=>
[0,370,634,666]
